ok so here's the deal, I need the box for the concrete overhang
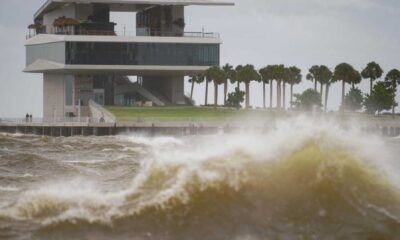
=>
[34,0,234,20]
[24,60,209,75]
[25,34,222,45]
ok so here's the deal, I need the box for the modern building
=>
[25,0,233,121]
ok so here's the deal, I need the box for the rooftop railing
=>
[26,29,220,39]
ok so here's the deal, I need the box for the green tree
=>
[316,66,333,112]
[293,89,323,111]
[384,69,400,116]
[364,82,396,115]
[282,69,288,110]
[333,63,358,108]
[305,65,333,111]
[350,69,362,89]
[234,65,243,89]
[285,66,302,109]
[306,65,319,91]
[361,62,384,95]
[259,65,277,109]
[188,73,204,100]
[226,87,245,109]
[222,63,234,105]
[206,66,227,109]
[259,66,272,109]
[342,87,363,112]
[236,64,260,108]
[204,71,211,106]
[273,64,286,109]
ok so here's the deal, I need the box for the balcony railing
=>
[26,29,220,39]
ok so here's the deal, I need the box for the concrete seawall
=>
[1,120,400,137]
[0,123,219,137]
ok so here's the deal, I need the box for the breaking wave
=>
[1,116,400,239]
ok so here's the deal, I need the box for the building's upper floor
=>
[28,0,233,39]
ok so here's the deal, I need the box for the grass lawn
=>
[106,106,279,122]
[106,106,400,122]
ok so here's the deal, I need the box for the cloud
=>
[0,0,399,116]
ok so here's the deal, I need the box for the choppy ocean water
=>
[0,117,399,240]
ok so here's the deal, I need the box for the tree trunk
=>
[325,84,330,112]
[320,83,323,96]
[341,80,345,112]
[370,79,373,95]
[290,84,293,109]
[282,82,286,110]
[314,81,317,91]
[214,81,218,109]
[245,82,250,108]
[270,80,273,109]
[205,80,209,106]
[352,82,355,89]
[237,81,240,89]
[190,81,195,100]
[393,82,396,118]
[224,80,228,106]
[277,81,281,109]
[263,82,266,109]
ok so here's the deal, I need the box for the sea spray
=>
[0,116,400,239]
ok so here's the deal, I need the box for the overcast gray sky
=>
[0,0,399,117]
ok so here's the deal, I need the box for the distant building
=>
[25,0,233,121]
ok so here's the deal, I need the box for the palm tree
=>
[285,66,302,109]
[384,69,400,116]
[188,73,205,100]
[263,65,276,109]
[263,64,285,109]
[237,64,260,108]
[361,62,384,95]
[275,65,286,109]
[222,64,234,105]
[333,63,357,107]
[316,66,333,112]
[306,65,319,91]
[234,65,243,89]
[203,70,213,106]
[350,70,362,89]
[282,72,287,110]
[206,66,227,109]
[259,66,272,109]
[269,75,274,109]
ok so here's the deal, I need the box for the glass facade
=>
[65,75,74,106]
[26,42,65,66]
[65,42,219,66]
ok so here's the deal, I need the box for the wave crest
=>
[1,117,400,238]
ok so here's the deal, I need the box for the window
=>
[65,42,220,66]
[65,75,74,106]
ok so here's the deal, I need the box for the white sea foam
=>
[124,135,184,147]
[1,115,399,226]
[0,186,19,192]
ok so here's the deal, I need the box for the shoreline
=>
[1,118,400,137]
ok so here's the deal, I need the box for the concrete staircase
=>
[114,83,166,106]
[89,100,116,123]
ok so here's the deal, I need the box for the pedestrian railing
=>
[0,117,111,125]
[26,29,220,39]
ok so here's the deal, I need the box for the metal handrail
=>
[26,29,220,39]
[89,100,117,123]
[0,117,110,125]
